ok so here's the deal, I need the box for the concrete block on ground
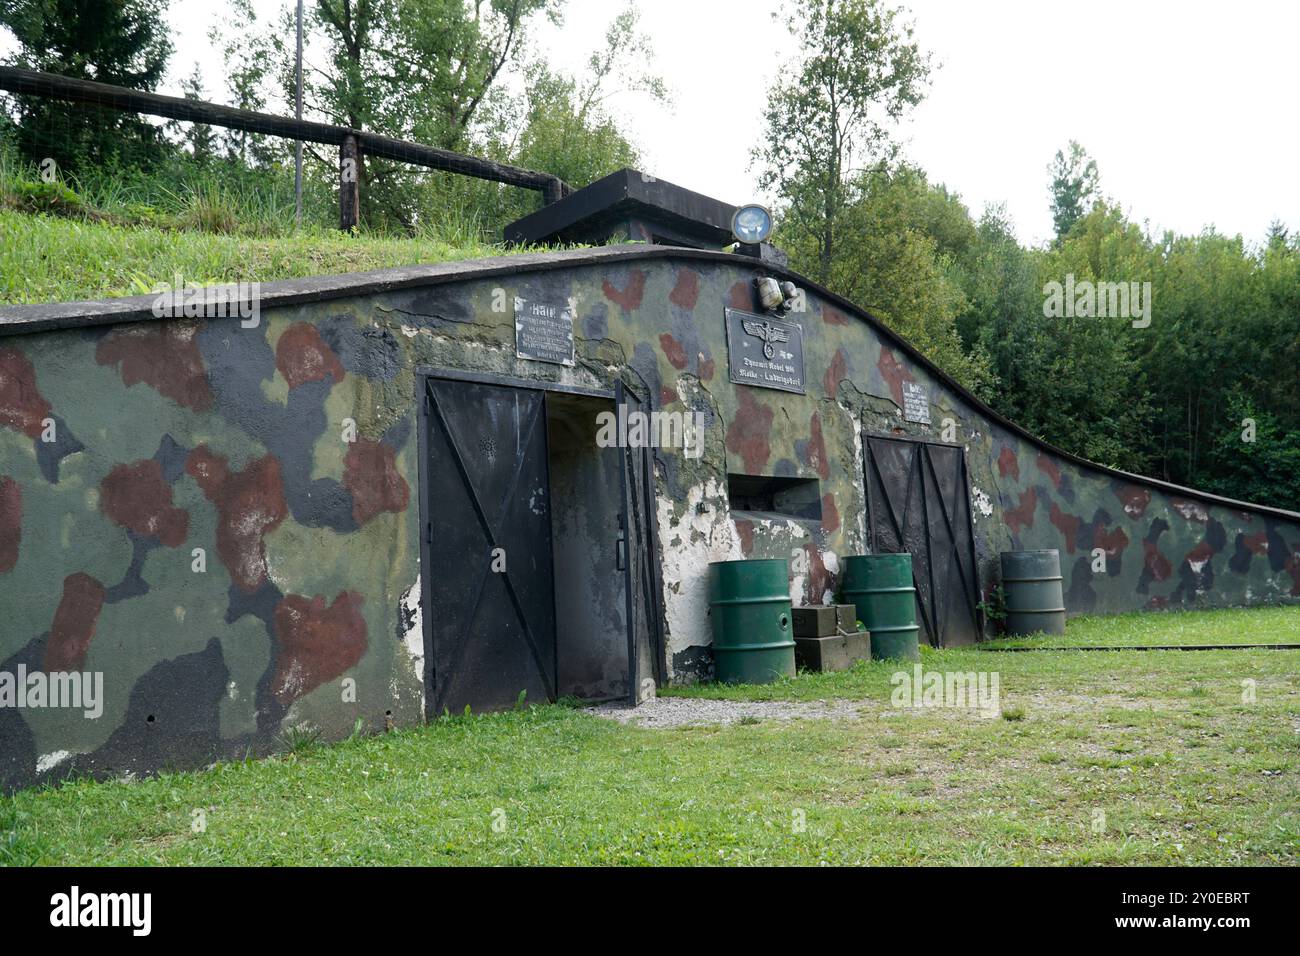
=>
[792,605,839,637]
[794,630,872,672]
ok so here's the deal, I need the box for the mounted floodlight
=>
[731,204,773,245]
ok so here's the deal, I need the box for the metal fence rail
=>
[0,66,572,228]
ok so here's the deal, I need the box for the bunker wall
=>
[1,248,1296,789]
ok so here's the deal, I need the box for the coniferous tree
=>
[0,0,174,173]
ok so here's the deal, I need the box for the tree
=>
[753,0,930,283]
[178,66,215,168]
[954,203,1045,406]
[391,0,560,151]
[504,5,667,213]
[280,0,559,227]
[1047,140,1099,241]
[210,0,281,167]
[1200,394,1300,509]
[805,164,993,395]
[0,0,174,173]
[1265,218,1290,252]
[408,3,664,238]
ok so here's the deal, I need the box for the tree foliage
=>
[797,141,1299,509]
[496,6,667,222]
[798,164,993,395]
[0,0,174,172]
[748,2,1295,511]
[205,0,652,233]
[1048,139,1099,242]
[753,0,930,284]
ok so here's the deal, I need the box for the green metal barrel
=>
[839,553,921,661]
[1000,549,1066,636]
[708,558,796,684]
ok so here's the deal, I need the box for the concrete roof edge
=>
[2,242,1296,523]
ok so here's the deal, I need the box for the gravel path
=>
[588,695,872,729]
[589,690,1182,728]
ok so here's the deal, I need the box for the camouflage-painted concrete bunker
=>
[2,172,1299,791]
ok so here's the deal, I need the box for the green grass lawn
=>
[2,606,1297,866]
[981,605,1300,649]
[0,208,500,305]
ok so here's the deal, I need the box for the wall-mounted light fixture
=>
[756,276,785,312]
[731,204,773,245]
[754,275,801,316]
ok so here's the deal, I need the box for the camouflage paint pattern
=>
[1,247,1296,789]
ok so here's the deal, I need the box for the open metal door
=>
[615,380,666,704]
[864,433,982,647]
[423,377,557,714]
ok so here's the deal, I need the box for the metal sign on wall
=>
[902,381,931,424]
[724,308,805,394]
[515,296,575,366]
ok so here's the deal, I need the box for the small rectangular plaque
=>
[515,297,575,366]
[724,308,805,394]
[902,381,930,424]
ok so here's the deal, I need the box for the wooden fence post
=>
[339,134,360,231]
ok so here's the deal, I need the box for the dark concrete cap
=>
[504,168,738,247]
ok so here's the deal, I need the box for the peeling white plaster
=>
[838,401,869,550]
[399,575,425,714]
[972,486,993,518]
[821,550,841,605]
[656,478,742,671]
[36,750,72,774]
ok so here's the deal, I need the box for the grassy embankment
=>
[0,153,508,305]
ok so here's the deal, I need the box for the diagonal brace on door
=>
[426,383,556,704]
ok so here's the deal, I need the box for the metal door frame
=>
[414,367,664,712]
[615,378,668,703]
[862,431,985,645]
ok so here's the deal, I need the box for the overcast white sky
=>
[8,0,1298,246]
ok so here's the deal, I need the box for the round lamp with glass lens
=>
[731,204,773,245]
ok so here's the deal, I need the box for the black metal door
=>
[864,434,982,647]
[616,380,665,703]
[423,377,557,714]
